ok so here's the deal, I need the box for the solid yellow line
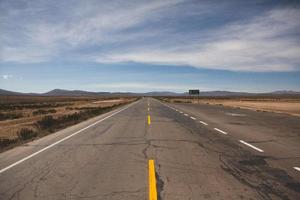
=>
[148,115,151,125]
[149,160,157,200]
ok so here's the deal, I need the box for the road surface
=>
[0,98,299,200]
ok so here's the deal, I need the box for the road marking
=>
[214,128,228,135]
[199,121,208,125]
[190,117,196,120]
[293,167,300,172]
[0,100,139,174]
[226,112,247,117]
[148,107,150,111]
[148,115,151,125]
[149,160,158,200]
[239,140,264,153]
[184,113,189,116]
[179,111,183,114]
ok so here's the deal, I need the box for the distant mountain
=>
[0,88,299,97]
[144,91,181,96]
[0,89,27,96]
[269,90,300,95]
[44,89,110,96]
[198,91,252,96]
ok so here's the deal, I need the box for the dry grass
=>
[0,96,135,139]
[162,96,300,117]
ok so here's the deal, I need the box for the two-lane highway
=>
[0,98,299,199]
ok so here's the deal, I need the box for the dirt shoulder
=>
[161,97,300,117]
[0,96,138,151]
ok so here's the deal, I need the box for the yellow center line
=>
[148,115,151,125]
[149,160,158,200]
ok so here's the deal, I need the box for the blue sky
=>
[0,0,300,93]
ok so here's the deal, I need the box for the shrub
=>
[33,109,57,115]
[48,109,56,113]
[17,128,37,140]
[173,100,183,103]
[37,115,56,131]
[0,112,23,121]
[0,138,18,148]
[36,103,126,133]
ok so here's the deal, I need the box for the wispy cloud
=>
[1,1,300,72]
[1,74,12,79]
[1,0,182,62]
[95,7,300,72]
[92,82,204,92]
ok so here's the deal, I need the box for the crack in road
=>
[156,104,300,199]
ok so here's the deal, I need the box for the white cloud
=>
[1,1,300,72]
[92,82,202,91]
[94,7,300,72]
[1,46,54,63]
[1,74,12,79]
[1,0,182,62]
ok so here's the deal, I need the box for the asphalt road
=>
[0,98,299,200]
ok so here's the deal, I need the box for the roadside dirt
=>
[0,96,134,139]
[164,98,300,117]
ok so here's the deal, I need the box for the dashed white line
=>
[184,113,189,116]
[199,121,208,126]
[239,140,264,153]
[294,167,300,172]
[214,128,228,135]
[0,100,139,174]
[190,117,196,120]
[179,111,183,114]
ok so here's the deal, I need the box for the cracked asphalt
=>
[0,98,299,200]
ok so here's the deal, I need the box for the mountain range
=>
[1,88,300,97]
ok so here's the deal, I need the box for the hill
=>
[0,88,299,97]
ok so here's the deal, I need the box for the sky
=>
[0,0,300,93]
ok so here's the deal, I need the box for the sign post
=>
[189,89,200,104]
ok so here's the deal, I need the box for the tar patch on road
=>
[239,155,267,166]
[286,182,300,193]
[155,170,164,200]
[222,153,300,199]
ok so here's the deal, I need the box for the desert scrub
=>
[36,115,57,132]
[32,109,56,115]
[17,128,37,140]
[0,102,129,152]
[36,104,124,133]
[0,138,18,148]
[0,102,72,111]
[0,112,23,121]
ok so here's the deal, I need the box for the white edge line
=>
[190,117,196,120]
[214,128,228,135]
[199,121,208,125]
[293,167,300,172]
[0,100,139,174]
[239,140,264,153]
